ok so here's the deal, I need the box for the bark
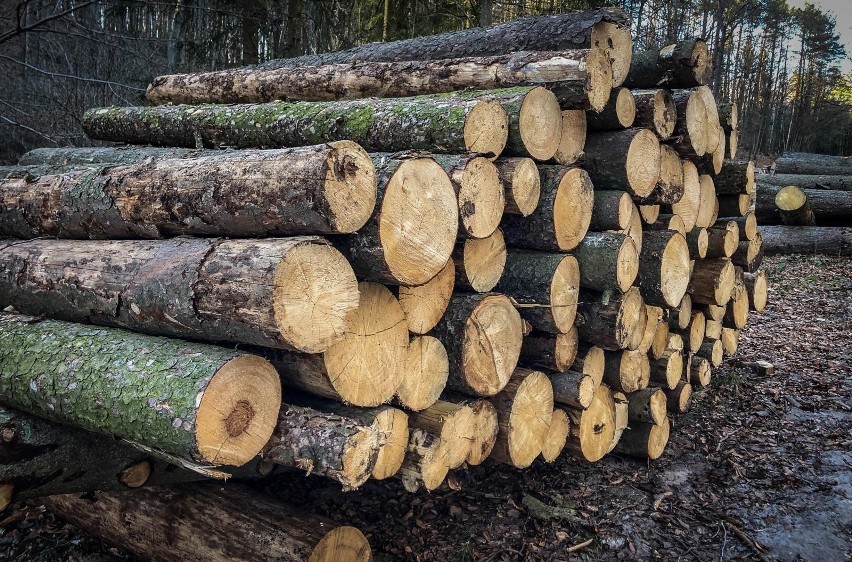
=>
[582,128,661,198]
[631,88,677,139]
[756,184,851,225]
[519,328,578,373]
[772,152,852,175]
[586,87,635,130]
[626,387,667,425]
[705,223,739,258]
[431,293,524,397]
[0,144,376,238]
[589,190,633,231]
[717,194,750,217]
[669,294,692,331]
[0,237,357,353]
[550,370,595,409]
[758,173,852,191]
[575,287,645,351]
[689,355,712,386]
[602,349,650,393]
[650,350,682,389]
[639,144,684,205]
[147,50,609,106]
[495,250,579,334]
[571,232,638,293]
[623,40,712,88]
[688,258,736,306]
[490,368,553,468]
[40,484,372,562]
[667,89,707,158]
[696,338,723,367]
[18,146,211,166]
[501,166,594,252]
[719,212,757,241]
[743,271,768,312]
[665,381,693,413]
[635,231,691,307]
[495,157,541,216]
[338,155,458,286]
[0,314,280,467]
[82,90,510,157]
[713,160,755,194]
[760,226,852,256]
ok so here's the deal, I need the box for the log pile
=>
[0,9,773,559]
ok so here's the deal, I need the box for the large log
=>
[255,8,633,86]
[267,282,409,407]
[756,184,852,225]
[396,259,455,335]
[495,250,580,334]
[760,226,852,256]
[582,128,662,198]
[82,91,509,156]
[586,87,635,130]
[757,173,852,191]
[696,86,722,155]
[576,287,645,351]
[501,166,594,252]
[772,152,852,175]
[623,40,712,88]
[339,155,458,285]
[432,293,524,397]
[631,88,677,139]
[490,368,554,468]
[0,143,376,239]
[635,230,691,307]
[0,237,358,354]
[571,232,639,293]
[0,314,281,467]
[40,484,372,562]
[453,228,507,292]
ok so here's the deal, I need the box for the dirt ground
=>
[1,254,850,562]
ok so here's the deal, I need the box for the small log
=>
[721,328,739,357]
[631,88,677,139]
[0,314,280,467]
[647,213,686,234]
[590,190,633,231]
[674,311,706,354]
[651,350,684,389]
[667,89,708,158]
[743,271,768,312]
[639,144,684,205]
[572,232,639,293]
[614,417,670,459]
[731,232,765,272]
[453,228,507,292]
[0,237,358,354]
[729,128,740,159]
[431,154,504,239]
[713,160,755,194]
[0,144,377,239]
[553,110,587,165]
[408,400,476,469]
[719,212,757,241]
[397,429,449,492]
[688,258,736,305]
[760,226,852,256]
[626,387,667,425]
[695,174,718,228]
[636,230,691,307]
[466,399,500,465]
[774,185,816,226]
[772,151,852,175]
[686,227,710,258]
[758,173,852,191]
[432,293,524,397]
[520,328,579,373]
[550,370,596,409]
[666,380,693,413]
[689,355,712,386]
[501,166,594,251]
[396,258,456,334]
[340,155,458,285]
[639,204,661,223]
[724,279,750,330]
[576,287,645,350]
[705,222,740,258]
[626,202,645,254]
[496,157,541,216]
[268,282,409,407]
[671,160,702,231]
[607,390,629,452]
[719,102,738,133]
[718,194,750,217]
[701,126,725,174]
[574,342,606,386]
[397,336,450,411]
[638,305,664,355]
[564,385,616,462]
[702,303,726,322]
[670,293,693,330]
[624,39,711,88]
[83,91,512,155]
[705,318,723,340]
[587,87,635,130]
[649,311,671,360]
[696,338,723,368]
[582,128,661,198]
[541,408,571,462]
[496,250,579,334]
[40,484,372,562]
[492,86,562,160]
[490,368,554,468]
[602,349,650,393]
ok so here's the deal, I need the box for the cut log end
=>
[498,157,541,216]
[456,156,505,239]
[541,408,570,463]
[553,110,587,166]
[690,355,712,387]
[504,370,554,468]
[554,167,595,250]
[571,385,616,462]
[196,354,282,466]
[586,48,616,112]
[721,328,739,357]
[464,100,509,157]
[118,461,152,488]
[518,87,562,160]
[323,140,378,234]
[660,232,691,307]
[397,336,449,411]
[667,381,693,413]
[463,295,524,396]
[549,254,581,332]
[455,228,507,292]
[745,271,768,312]
[626,129,662,198]
[274,242,360,353]
[467,400,499,465]
[397,258,455,335]
[379,158,459,285]
[308,526,372,562]
[617,236,641,293]
[323,282,409,407]
[591,21,633,87]
[639,204,660,224]
[371,407,410,480]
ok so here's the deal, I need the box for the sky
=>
[786,0,852,73]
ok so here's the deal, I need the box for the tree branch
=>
[0,54,146,91]
[0,1,99,44]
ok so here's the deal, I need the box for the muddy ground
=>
[2,254,850,561]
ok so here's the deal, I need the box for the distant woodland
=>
[1,0,849,163]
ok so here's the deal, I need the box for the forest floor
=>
[1,254,850,562]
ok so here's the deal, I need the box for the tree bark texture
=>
[623,40,712,88]
[631,88,676,139]
[756,185,852,224]
[713,160,755,194]
[758,173,852,191]
[18,146,212,166]
[772,152,852,175]
[575,287,644,351]
[760,226,852,256]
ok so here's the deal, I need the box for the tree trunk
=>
[705,223,740,258]
[689,355,712,386]
[639,144,684,205]
[625,387,667,425]
[0,144,376,238]
[757,184,850,225]
[760,226,852,256]
[519,328,578,373]
[757,173,852,191]
[396,259,455,334]
[501,166,594,252]
[635,231,691,307]
[495,250,580,334]
[490,368,553,468]
[267,282,409,408]
[431,154,504,239]
[408,400,476,470]
[582,128,661,198]
[730,232,764,272]
[631,88,677,139]
[495,157,541,216]
[40,484,372,562]
[18,146,211,166]
[694,174,719,229]
[564,384,615,462]
[695,338,723,367]
[492,87,562,160]
[397,429,448,492]
[686,227,710,258]
[571,232,639,293]
[602,349,650,393]
[82,91,509,157]
[586,87,635,130]
[650,350,683,389]
[772,152,852,175]
[0,314,280,467]
[719,212,757,241]
[397,335,450,412]
[338,155,458,286]
[623,40,711,88]
[0,237,358,354]
[431,293,524,397]
[575,287,645,351]
[688,258,736,305]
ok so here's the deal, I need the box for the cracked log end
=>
[464,100,509,157]
[273,241,360,353]
[323,282,408,407]
[455,227,507,292]
[554,167,595,251]
[378,158,459,285]
[397,258,455,335]
[541,407,570,463]
[370,407,409,480]
[626,128,661,198]
[396,335,449,412]
[518,87,562,160]
[195,354,281,466]
[462,294,524,396]
[308,525,372,562]
[323,141,377,233]
[591,21,633,87]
